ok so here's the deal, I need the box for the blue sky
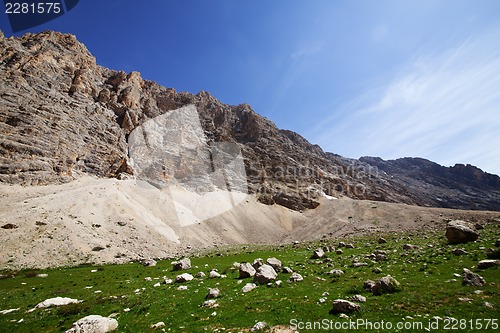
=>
[1,0,499,175]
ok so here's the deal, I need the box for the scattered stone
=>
[364,280,376,291]
[253,265,277,284]
[458,297,473,302]
[34,297,82,310]
[372,275,400,295]
[252,258,264,270]
[175,273,194,283]
[176,286,188,291]
[116,221,127,226]
[327,269,344,276]
[65,315,118,333]
[331,299,361,314]
[352,262,368,268]
[452,248,467,256]
[373,250,387,255]
[0,308,19,315]
[275,280,282,286]
[144,277,152,281]
[403,244,418,250]
[173,258,191,271]
[339,313,349,319]
[282,266,293,274]
[345,243,354,249]
[266,257,282,272]
[318,298,327,304]
[375,254,386,261]
[201,300,219,308]
[37,274,48,278]
[153,282,160,287]
[1,223,18,229]
[196,272,206,278]
[142,259,157,267]
[478,259,500,269]
[92,246,105,252]
[241,283,257,293]
[239,262,256,278]
[338,242,346,247]
[252,322,267,331]
[446,220,479,244]
[163,278,173,284]
[484,302,495,309]
[335,249,343,254]
[206,288,220,299]
[351,295,366,303]
[378,237,387,244]
[35,221,47,226]
[312,248,325,259]
[288,272,304,282]
[209,270,221,278]
[150,322,165,329]
[372,267,383,274]
[462,268,485,286]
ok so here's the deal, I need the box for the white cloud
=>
[311,29,500,175]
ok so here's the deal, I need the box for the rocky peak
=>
[1,31,499,211]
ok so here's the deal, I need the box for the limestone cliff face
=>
[1,31,499,211]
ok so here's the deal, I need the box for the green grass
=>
[0,224,499,332]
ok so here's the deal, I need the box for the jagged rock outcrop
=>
[1,30,499,211]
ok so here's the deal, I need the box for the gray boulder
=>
[239,262,256,278]
[173,258,191,271]
[331,299,361,314]
[312,248,325,259]
[445,220,479,244]
[288,272,304,282]
[206,288,220,299]
[253,264,278,284]
[175,273,194,283]
[266,257,282,272]
[65,315,118,333]
[478,260,500,269]
[462,268,485,286]
[372,275,400,295]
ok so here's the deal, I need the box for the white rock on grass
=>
[241,283,257,293]
[0,308,20,315]
[150,322,165,329]
[175,273,194,283]
[252,322,267,331]
[65,315,118,333]
[29,297,82,312]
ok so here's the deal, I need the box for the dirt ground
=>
[1,176,499,269]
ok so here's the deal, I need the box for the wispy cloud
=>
[310,29,500,175]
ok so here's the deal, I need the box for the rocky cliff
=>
[1,30,499,211]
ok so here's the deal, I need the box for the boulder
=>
[378,237,387,244]
[150,322,165,329]
[452,248,467,256]
[239,262,256,278]
[331,299,361,314]
[312,248,325,259]
[65,315,118,333]
[206,288,220,299]
[478,260,500,269]
[253,264,278,284]
[241,283,257,293]
[252,258,264,270]
[327,269,344,276]
[282,266,294,274]
[175,273,194,283]
[364,280,376,291]
[209,270,221,278]
[142,259,157,267]
[266,257,282,272]
[173,258,191,271]
[462,268,485,286]
[445,220,479,244]
[351,295,367,303]
[288,272,303,282]
[35,297,82,309]
[372,275,400,295]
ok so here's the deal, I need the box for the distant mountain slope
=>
[1,30,499,211]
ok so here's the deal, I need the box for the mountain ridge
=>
[1,30,499,211]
